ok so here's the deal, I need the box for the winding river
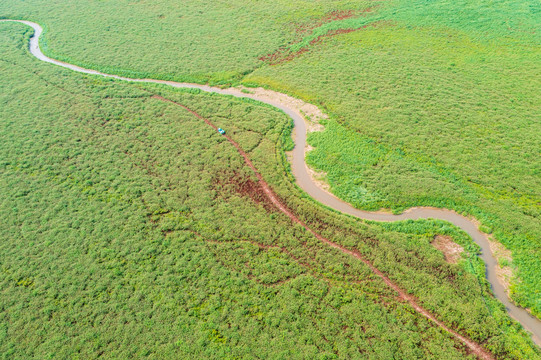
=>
[2,19,540,346]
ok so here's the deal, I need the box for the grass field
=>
[245,1,541,317]
[0,0,376,84]
[1,0,538,317]
[1,22,540,358]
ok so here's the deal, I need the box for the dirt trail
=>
[153,95,494,360]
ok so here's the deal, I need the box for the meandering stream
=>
[2,19,539,346]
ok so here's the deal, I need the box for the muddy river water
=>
[2,19,539,347]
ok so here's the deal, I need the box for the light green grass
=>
[0,0,374,84]
[1,22,540,357]
[245,8,541,317]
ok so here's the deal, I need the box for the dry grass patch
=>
[432,235,464,264]
[487,238,515,297]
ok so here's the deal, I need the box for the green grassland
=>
[1,22,540,358]
[1,0,538,317]
[245,3,541,316]
[0,0,376,84]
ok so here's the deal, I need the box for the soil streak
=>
[153,95,494,360]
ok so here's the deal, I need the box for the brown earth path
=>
[153,95,494,360]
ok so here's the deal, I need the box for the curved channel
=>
[2,19,540,346]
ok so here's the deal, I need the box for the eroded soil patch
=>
[212,170,275,211]
[294,7,379,35]
[432,235,464,264]
[260,18,390,65]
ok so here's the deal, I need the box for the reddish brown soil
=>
[260,6,381,65]
[212,170,276,212]
[151,95,494,360]
[294,7,378,35]
[258,48,309,65]
[294,9,357,35]
[432,235,464,264]
[309,20,391,45]
[260,20,392,65]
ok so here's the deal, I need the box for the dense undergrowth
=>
[1,23,540,358]
[1,0,538,318]
[246,12,541,316]
[0,0,375,84]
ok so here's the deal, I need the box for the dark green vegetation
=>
[1,0,538,318]
[1,22,540,358]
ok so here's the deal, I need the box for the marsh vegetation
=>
[1,22,540,358]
